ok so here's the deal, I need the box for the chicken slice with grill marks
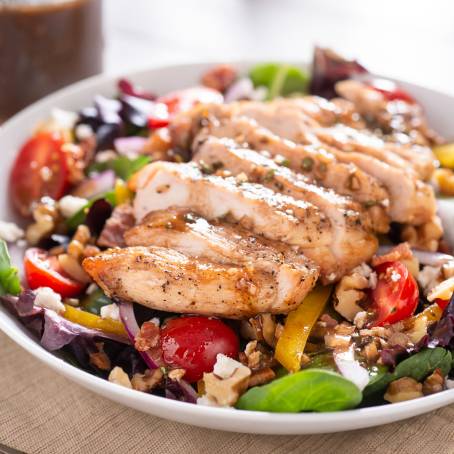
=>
[192,137,378,279]
[83,245,319,318]
[125,207,319,281]
[132,161,341,280]
[260,97,437,180]
[192,116,390,233]
[225,103,437,226]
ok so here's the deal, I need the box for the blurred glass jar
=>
[0,0,103,121]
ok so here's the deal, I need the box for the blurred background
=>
[1,0,454,120]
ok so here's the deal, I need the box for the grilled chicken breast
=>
[193,116,390,233]
[83,243,319,318]
[192,137,378,279]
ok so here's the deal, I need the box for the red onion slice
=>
[114,137,148,158]
[72,170,116,199]
[119,301,162,369]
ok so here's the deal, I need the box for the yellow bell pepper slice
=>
[62,304,127,337]
[412,303,443,324]
[275,285,332,372]
[433,143,454,169]
[114,179,132,205]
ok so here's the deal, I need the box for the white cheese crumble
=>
[213,353,245,379]
[58,195,88,218]
[75,123,94,141]
[34,287,65,314]
[149,317,160,327]
[334,346,369,391]
[0,220,24,242]
[51,108,78,130]
[100,303,120,321]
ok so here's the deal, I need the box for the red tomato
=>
[148,86,223,129]
[370,261,419,326]
[368,79,415,104]
[24,248,84,298]
[435,298,450,311]
[160,316,239,382]
[10,131,69,217]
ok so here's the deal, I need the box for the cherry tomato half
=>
[368,78,415,104]
[24,248,84,298]
[9,131,69,217]
[370,261,419,326]
[160,316,239,382]
[148,86,223,129]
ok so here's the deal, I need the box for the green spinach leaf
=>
[88,155,150,181]
[394,348,452,381]
[249,63,309,100]
[0,240,21,296]
[236,368,362,413]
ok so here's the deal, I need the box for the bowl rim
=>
[1,60,453,434]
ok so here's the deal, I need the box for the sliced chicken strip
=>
[125,208,318,277]
[193,116,390,233]
[231,104,436,225]
[132,161,339,279]
[192,137,378,279]
[83,245,319,318]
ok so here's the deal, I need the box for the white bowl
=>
[0,62,453,435]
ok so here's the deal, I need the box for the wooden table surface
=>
[104,0,454,95]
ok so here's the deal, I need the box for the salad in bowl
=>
[1,48,454,415]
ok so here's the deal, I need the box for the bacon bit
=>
[135,321,160,352]
[372,242,413,267]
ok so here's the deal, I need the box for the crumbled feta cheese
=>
[51,108,78,130]
[352,263,372,279]
[34,287,65,313]
[100,303,120,321]
[75,123,94,141]
[368,271,377,289]
[0,220,24,242]
[334,346,370,391]
[213,354,245,379]
[58,195,88,218]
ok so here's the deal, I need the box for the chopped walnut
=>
[422,368,445,395]
[131,368,163,392]
[89,343,111,370]
[58,253,91,283]
[387,331,412,348]
[363,341,379,363]
[240,314,278,347]
[401,217,443,252]
[324,333,351,349]
[108,366,132,389]
[239,340,274,370]
[168,368,186,382]
[203,361,251,407]
[334,322,356,336]
[68,225,91,260]
[248,367,275,388]
[25,198,59,245]
[333,269,369,321]
[384,377,423,403]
